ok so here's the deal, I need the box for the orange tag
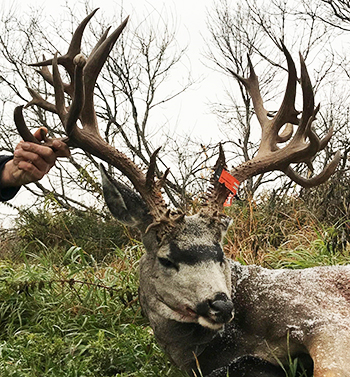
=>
[218,169,240,195]
[213,167,240,207]
[223,193,235,207]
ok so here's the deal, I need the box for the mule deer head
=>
[15,9,350,377]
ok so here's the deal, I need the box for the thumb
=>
[33,127,48,142]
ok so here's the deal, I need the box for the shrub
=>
[224,193,322,264]
[4,207,131,263]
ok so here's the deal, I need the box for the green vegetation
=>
[0,195,349,376]
[0,209,185,377]
[0,246,185,376]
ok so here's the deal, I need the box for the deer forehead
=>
[158,215,226,264]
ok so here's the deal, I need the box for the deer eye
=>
[158,257,178,270]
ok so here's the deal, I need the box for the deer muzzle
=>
[196,292,234,327]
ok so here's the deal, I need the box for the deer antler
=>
[14,11,340,219]
[14,9,174,222]
[208,43,341,209]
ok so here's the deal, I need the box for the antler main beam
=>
[14,9,171,220]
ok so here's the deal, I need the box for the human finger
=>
[14,147,53,173]
[33,128,70,157]
[33,127,49,142]
[52,139,70,157]
[14,140,24,151]
[17,160,46,181]
[20,142,57,166]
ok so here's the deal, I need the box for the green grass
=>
[0,201,349,376]
[264,225,350,269]
[0,243,185,377]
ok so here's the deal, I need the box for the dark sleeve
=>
[0,155,21,202]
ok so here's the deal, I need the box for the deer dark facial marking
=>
[16,9,349,377]
[168,242,225,266]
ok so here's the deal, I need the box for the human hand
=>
[1,128,70,188]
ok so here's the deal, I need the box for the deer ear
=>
[100,164,153,229]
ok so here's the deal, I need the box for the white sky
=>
[0,0,228,227]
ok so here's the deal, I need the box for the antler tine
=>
[52,53,67,122]
[227,55,269,128]
[36,58,53,85]
[143,148,174,215]
[25,87,57,113]
[300,52,315,121]
[89,26,112,58]
[65,9,99,63]
[158,168,171,190]
[14,106,41,145]
[203,143,231,212]
[217,142,227,168]
[258,44,300,155]
[146,147,161,188]
[34,57,74,98]
[293,52,315,142]
[272,42,299,129]
[14,105,70,149]
[84,16,129,80]
[29,9,99,80]
[284,150,341,188]
[65,54,86,138]
[319,126,334,150]
[82,16,129,130]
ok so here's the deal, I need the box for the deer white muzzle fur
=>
[15,9,349,377]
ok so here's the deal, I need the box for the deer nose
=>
[209,293,234,323]
[196,293,234,324]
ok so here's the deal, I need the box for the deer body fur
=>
[137,212,350,377]
[146,260,350,376]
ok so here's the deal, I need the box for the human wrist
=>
[0,160,18,188]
